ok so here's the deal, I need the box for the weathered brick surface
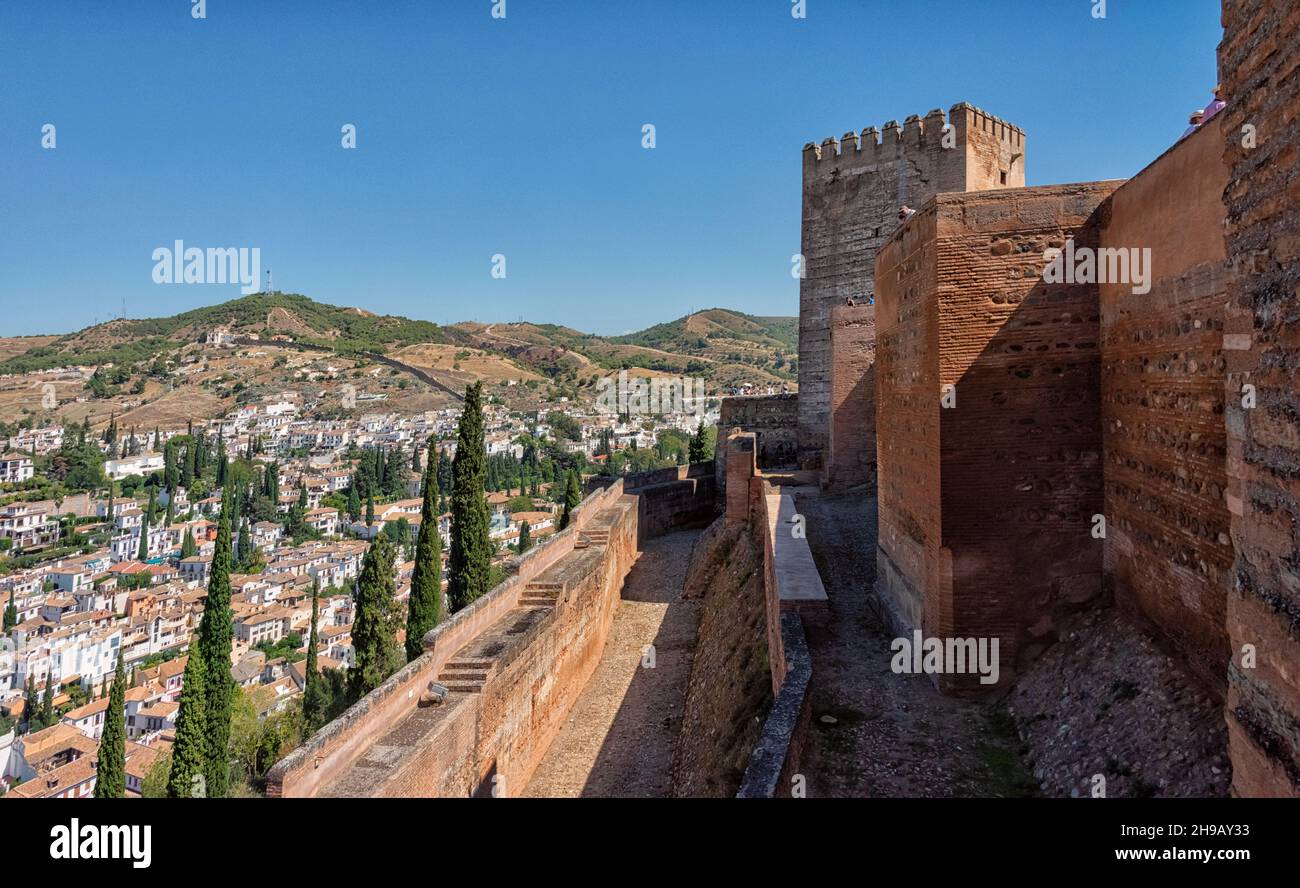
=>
[1219,0,1300,797]
[716,393,798,473]
[825,303,877,489]
[266,477,723,797]
[798,104,1026,465]
[875,183,1119,693]
[1099,117,1233,696]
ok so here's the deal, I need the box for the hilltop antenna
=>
[265,269,273,294]
[121,296,126,320]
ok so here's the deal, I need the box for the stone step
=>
[443,658,493,671]
[519,597,557,607]
[438,668,488,683]
[438,681,484,694]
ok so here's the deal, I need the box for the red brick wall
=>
[1099,116,1233,696]
[875,205,942,642]
[826,304,877,489]
[876,183,1119,692]
[1219,0,1300,797]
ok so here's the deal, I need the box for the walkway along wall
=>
[717,430,829,797]
[266,474,711,798]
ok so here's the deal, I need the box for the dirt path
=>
[522,530,702,797]
[794,487,1038,798]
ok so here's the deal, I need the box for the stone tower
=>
[797,103,1026,466]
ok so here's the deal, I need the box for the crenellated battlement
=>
[803,102,1025,171]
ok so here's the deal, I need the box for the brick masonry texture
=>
[266,478,713,797]
[1219,0,1300,797]
[1099,116,1233,696]
[826,303,877,488]
[798,104,1026,466]
[874,183,1119,693]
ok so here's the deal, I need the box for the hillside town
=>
[0,355,719,797]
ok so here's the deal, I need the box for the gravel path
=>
[523,530,702,797]
[794,487,1038,798]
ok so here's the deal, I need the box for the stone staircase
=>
[437,658,494,694]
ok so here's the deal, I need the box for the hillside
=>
[0,296,795,433]
[0,293,459,375]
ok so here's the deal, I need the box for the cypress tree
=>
[93,649,127,798]
[303,580,329,730]
[518,520,532,554]
[559,469,582,530]
[197,503,235,797]
[167,650,208,798]
[448,383,492,612]
[347,485,361,523]
[404,437,443,661]
[106,480,115,524]
[366,492,375,527]
[688,420,708,464]
[181,528,197,559]
[22,675,38,732]
[40,672,55,727]
[4,588,17,631]
[348,534,401,701]
[136,504,150,562]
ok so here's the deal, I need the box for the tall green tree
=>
[93,649,127,798]
[404,437,443,661]
[347,484,361,523]
[348,535,402,701]
[559,469,582,530]
[3,589,17,631]
[181,528,197,559]
[167,649,208,798]
[302,580,329,731]
[517,520,532,554]
[197,503,235,797]
[448,383,493,612]
[688,420,708,464]
[365,492,375,527]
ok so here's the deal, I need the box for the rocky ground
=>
[522,529,701,798]
[795,487,1038,798]
[1008,607,1231,798]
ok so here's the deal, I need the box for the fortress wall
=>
[268,479,633,797]
[1098,117,1233,696]
[625,463,718,539]
[874,204,943,646]
[875,183,1119,693]
[798,104,1025,466]
[1219,0,1300,797]
[716,393,798,476]
[826,303,878,489]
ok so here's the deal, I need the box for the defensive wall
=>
[266,467,714,798]
[716,431,828,797]
[798,103,1026,467]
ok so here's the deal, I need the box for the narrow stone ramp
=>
[522,529,702,798]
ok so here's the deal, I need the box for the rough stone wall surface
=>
[875,183,1120,692]
[798,104,1026,465]
[874,205,942,644]
[826,303,878,489]
[267,477,729,798]
[716,394,798,481]
[1219,0,1300,798]
[1099,117,1233,696]
[625,464,717,539]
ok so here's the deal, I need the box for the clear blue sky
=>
[1,0,1223,338]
